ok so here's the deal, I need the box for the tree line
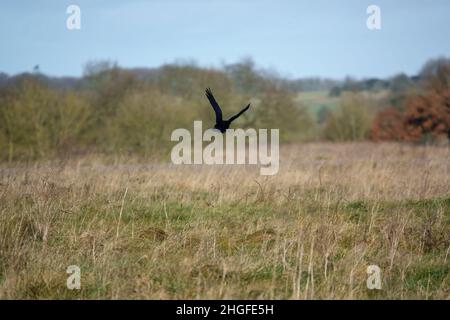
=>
[0,58,448,161]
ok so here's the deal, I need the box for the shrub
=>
[255,89,317,142]
[0,79,91,160]
[105,89,196,157]
[370,108,406,141]
[323,93,371,141]
[371,64,450,143]
[403,66,450,142]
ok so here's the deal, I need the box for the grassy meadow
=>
[0,142,449,299]
[295,91,339,114]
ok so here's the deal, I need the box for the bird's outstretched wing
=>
[228,104,250,123]
[205,88,222,123]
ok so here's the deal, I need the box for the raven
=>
[205,88,250,133]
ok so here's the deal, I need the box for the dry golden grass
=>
[0,142,449,299]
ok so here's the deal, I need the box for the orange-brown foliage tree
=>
[370,107,406,141]
[371,64,450,143]
[403,65,450,142]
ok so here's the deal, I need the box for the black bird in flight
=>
[205,88,250,133]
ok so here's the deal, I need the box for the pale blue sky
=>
[1,0,449,79]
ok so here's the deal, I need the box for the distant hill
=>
[0,72,80,90]
[0,62,422,94]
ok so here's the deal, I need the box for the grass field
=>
[294,90,390,117]
[295,91,339,115]
[0,143,449,299]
